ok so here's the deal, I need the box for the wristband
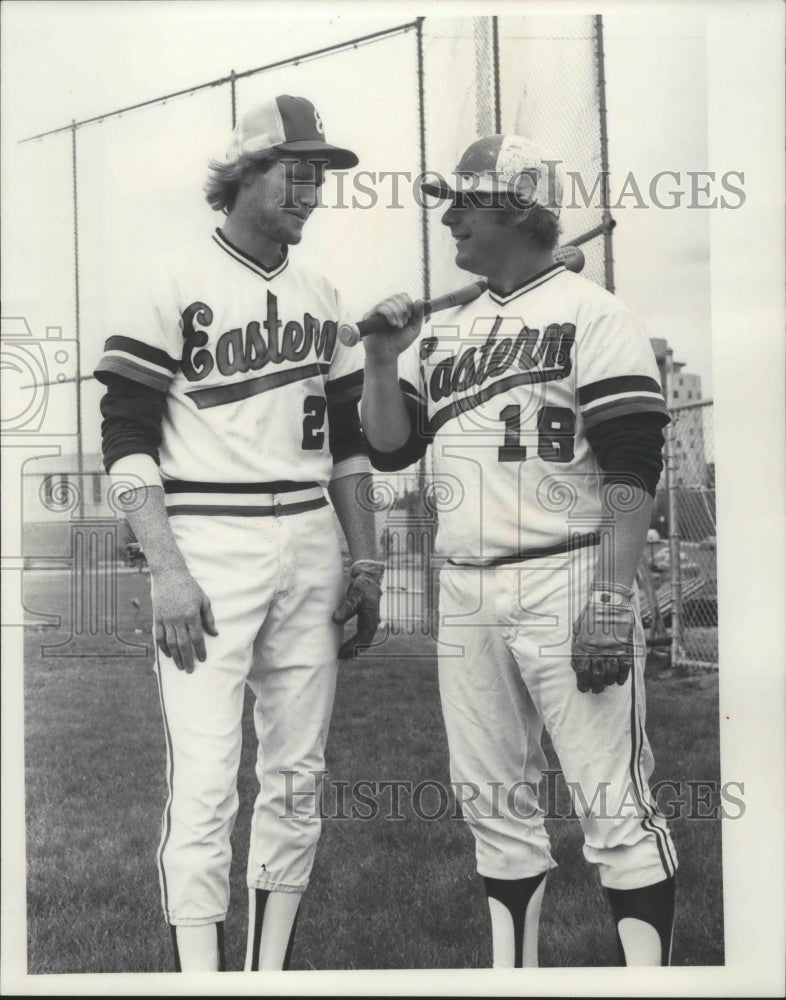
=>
[589,582,634,607]
[350,559,385,579]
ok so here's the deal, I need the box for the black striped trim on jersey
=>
[164,479,319,494]
[447,531,599,567]
[212,227,289,281]
[487,262,566,306]
[184,362,330,409]
[325,368,364,405]
[579,375,668,429]
[165,498,329,517]
[162,480,328,517]
[429,367,568,435]
[629,659,678,879]
[95,336,179,392]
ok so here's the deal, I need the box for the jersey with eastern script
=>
[398,262,668,562]
[95,228,363,486]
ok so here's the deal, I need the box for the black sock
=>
[169,924,181,972]
[483,873,547,968]
[248,888,302,971]
[606,875,676,966]
[282,908,300,971]
[216,920,226,972]
[248,888,270,972]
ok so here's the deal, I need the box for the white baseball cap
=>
[227,95,359,169]
[422,134,563,216]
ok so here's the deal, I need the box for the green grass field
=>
[23,568,724,972]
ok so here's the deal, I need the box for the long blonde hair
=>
[204,149,279,214]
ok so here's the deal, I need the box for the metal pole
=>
[415,16,434,605]
[663,348,684,671]
[415,17,430,302]
[594,15,615,293]
[492,16,502,133]
[230,70,237,129]
[71,121,85,520]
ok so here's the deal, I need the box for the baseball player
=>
[94,95,383,972]
[360,135,677,967]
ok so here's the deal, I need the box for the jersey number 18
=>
[498,404,575,464]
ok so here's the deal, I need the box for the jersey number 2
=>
[302,396,327,450]
[498,404,575,463]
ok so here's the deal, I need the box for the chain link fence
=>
[644,399,717,672]
[12,14,616,652]
[12,15,611,461]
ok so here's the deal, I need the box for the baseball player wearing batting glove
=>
[95,96,381,972]
[361,135,677,968]
[572,581,638,694]
[333,559,386,659]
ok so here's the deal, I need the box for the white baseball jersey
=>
[400,261,677,894]
[398,262,668,562]
[96,228,363,504]
[95,228,366,926]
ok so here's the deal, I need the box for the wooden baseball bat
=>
[339,245,585,346]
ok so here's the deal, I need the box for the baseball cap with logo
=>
[226,95,359,169]
[421,134,563,216]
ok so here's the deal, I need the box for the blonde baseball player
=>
[361,136,677,967]
[95,96,383,972]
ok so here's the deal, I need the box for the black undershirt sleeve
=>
[327,399,367,464]
[366,398,432,472]
[586,410,669,498]
[99,374,167,473]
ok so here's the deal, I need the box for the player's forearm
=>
[361,359,411,452]
[596,487,654,590]
[122,486,189,577]
[328,473,378,563]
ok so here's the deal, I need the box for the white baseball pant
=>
[437,543,678,892]
[154,500,344,926]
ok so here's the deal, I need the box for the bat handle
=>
[338,304,426,347]
[339,280,490,346]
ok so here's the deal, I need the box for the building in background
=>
[650,337,708,488]
[670,361,702,406]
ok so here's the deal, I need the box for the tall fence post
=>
[663,348,685,671]
[415,17,430,303]
[71,120,85,520]
[594,15,615,294]
[491,16,502,133]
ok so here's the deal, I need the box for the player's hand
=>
[362,294,425,365]
[571,586,638,694]
[152,567,219,674]
[332,559,385,660]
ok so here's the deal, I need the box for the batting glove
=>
[332,559,385,660]
[571,583,638,694]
